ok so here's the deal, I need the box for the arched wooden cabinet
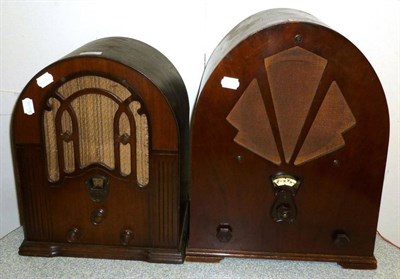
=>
[12,37,189,263]
[188,9,389,269]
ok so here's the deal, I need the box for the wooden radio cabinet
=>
[188,9,389,269]
[12,37,189,263]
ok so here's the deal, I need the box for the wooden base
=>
[19,241,185,263]
[186,249,377,270]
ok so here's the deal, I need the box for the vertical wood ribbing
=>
[152,153,178,247]
[16,145,51,241]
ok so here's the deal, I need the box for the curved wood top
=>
[64,37,189,134]
[198,8,326,94]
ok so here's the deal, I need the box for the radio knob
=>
[216,224,233,243]
[277,204,291,220]
[91,208,106,225]
[120,229,134,246]
[66,227,80,243]
[333,231,350,248]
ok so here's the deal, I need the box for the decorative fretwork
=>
[119,112,131,176]
[130,101,149,187]
[43,76,150,186]
[61,110,74,173]
[44,97,60,182]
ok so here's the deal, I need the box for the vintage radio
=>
[188,9,389,269]
[12,37,189,263]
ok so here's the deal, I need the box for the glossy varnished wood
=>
[188,9,389,269]
[12,37,189,263]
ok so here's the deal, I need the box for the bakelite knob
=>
[276,203,292,220]
[120,229,134,246]
[66,227,80,243]
[216,224,233,243]
[333,231,351,248]
[91,208,106,225]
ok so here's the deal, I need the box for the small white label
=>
[36,72,54,88]
[79,51,103,56]
[221,76,240,90]
[22,98,35,115]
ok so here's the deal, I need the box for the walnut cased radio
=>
[188,9,389,269]
[12,37,189,263]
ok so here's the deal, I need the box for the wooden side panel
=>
[16,145,51,241]
[151,153,179,248]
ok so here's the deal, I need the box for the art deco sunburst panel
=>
[227,46,356,166]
